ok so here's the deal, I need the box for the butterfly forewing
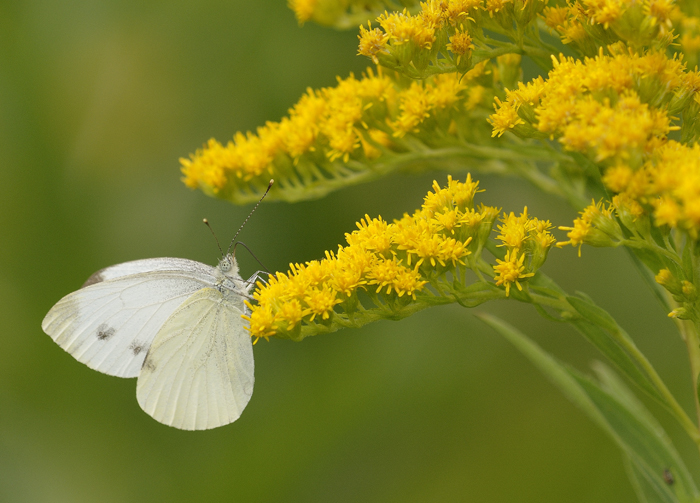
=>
[82,257,220,287]
[136,287,254,430]
[42,266,219,378]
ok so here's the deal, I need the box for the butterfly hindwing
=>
[136,287,254,430]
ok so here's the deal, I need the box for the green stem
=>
[521,45,556,66]
[512,161,588,209]
[613,325,700,446]
[526,291,572,311]
[620,237,683,265]
[528,274,700,446]
[682,318,700,430]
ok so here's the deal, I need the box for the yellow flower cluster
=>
[246,175,521,341]
[489,49,699,158]
[245,174,557,340]
[559,140,700,245]
[557,199,624,254]
[392,73,469,136]
[677,10,700,68]
[357,0,545,77]
[288,0,316,25]
[288,0,421,28]
[181,67,491,203]
[493,208,556,294]
[643,141,700,236]
[181,69,391,193]
[654,265,698,319]
[357,0,478,66]
[483,45,700,243]
[543,0,676,53]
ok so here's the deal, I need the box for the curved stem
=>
[681,319,700,429]
[613,328,700,446]
[621,237,683,265]
[528,274,700,447]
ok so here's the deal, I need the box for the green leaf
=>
[531,302,566,323]
[624,454,678,503]
[567,295,618,332]
[529,271,568,296]
[476,313,698,502]
[570,319,665,405]
[593,362,698,502]
[566,295,669,407]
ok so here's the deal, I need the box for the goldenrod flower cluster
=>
[288,0,421,29]
[244,175,556,341]
[357,0,547,78]
[543,0,676,53]
[676,7,700,68]
[489,48,699,149]
[655,265,699,320]
[557,199,625,254]
[181,67,495,204]
[489,44,700,238]
[494,208,556,294]
[185,0,586,206]
[559,140,700,245]
[185,1,700,209]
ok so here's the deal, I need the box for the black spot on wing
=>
[96,323,115,341]
[142,358,156,372]
[128,341,146,355]
[82,269,106,288]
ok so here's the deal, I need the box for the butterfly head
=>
[218,253,242,280]
[218,254,248,296]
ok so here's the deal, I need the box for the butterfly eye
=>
[220,258,232,272]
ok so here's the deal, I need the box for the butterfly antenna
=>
[233,241,271,273]
[203,219,224,255]
[226,179,274,255]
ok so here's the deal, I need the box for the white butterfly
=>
[43,181,274,430]
[41,252,258,430]
[42,253,257,430]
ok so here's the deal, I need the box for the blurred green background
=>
[2,1,697,501]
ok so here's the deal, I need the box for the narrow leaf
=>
[476,313,698,502]
[624,454,678,503]
[570,319,664,405]
[593,362,697,501]
[567,295,618,332]
[529,271,568,296]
